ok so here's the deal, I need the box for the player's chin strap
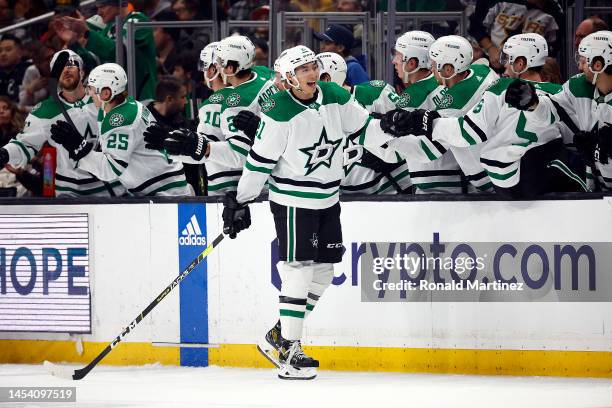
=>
[220,66,236,85]
[402,60,420,83]
[286,73,302,91]
[204,69,219,88]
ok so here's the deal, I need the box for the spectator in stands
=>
[228,0,266,20]
[574,16,609,48]
[0,96,23,146]
[248,5,269,40]
[252,37,268,67]
[171,0,209,55]
[154,10,181,75]
[540,56,561,84]
[315,24,369,86]
[0,34,31,103]
[147,75,188,128]
[0,0,13,29]
[469,0,563,70]
[19,42,54,111]
[53,0,157,101]
[142,0,171,19]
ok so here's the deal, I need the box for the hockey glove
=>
[574,130,598,166]
[232,110,260,142]
[403,109,440,139]
[0,148,8,168]
[50,120,92,161]
[222,191,251,239]
[360,149,402,174]
[163,128,209,162]
[143,122,171,151]
[505,79,538,111]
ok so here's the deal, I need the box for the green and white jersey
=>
[236,81,390,209]
[430,78,564,188]
[552,74,612,190]
[342,80,411,194]
[78,97,191,196]
[4,94,123,197]
[431,64,499,193]
[393,73,463,194]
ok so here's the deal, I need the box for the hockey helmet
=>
[316,52,347,86]
[215,35,255,83]
[429,35,473,79]
[199,42,220,86]
[578,30,612,84]
[501,33,548,75]
[88,63,128,101]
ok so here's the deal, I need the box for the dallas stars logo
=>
[109,113,124,127]
[261,99,275,113]
[226,93,241,107]
[342,139,363,175]
[299,128,342,176]
[395,93,411,108]
[209,93,224,103]
[369,80,386,87]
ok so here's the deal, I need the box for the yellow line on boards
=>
[2,340,612,378]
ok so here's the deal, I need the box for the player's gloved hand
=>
[505,79,538,110]
[50,120,92,161]
[401,109,440,139]
[0,148,8,168]
[222,191,251,239]
[163,128,209,162]
[143,122,171,151]
[359,149,402,174]
[574,130,598,166]
[595,124,612,165]
[232,110,260,142]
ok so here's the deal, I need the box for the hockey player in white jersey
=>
[317,51,412,194]
[388,33,587,198]
[0,49,122,196]
[50,63,191,196]
[390,31,464,193]
[222,45,400,379]
[144,36,278,195]
[427,35,499,192]
[549,31,612,190]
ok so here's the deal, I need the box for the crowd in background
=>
[0,0,609,196]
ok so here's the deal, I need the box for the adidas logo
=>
[179,215,206,246]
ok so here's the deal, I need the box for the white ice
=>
[1,364,612,408]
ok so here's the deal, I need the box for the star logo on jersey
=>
[436,93,454,109]
[208,93,224,103]
[369,80,386,87]
[342,138,363,175]
[109,113,124,127]
[308,102,321,110]
[261,99,275,113]
[395,93,411,108]
[299,128,342,176]
[226,93,241,107]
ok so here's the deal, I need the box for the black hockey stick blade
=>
[45,232,225,380]
[50,50,70,80]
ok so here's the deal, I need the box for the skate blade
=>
[256,343,280,368]
[277,364,317,380]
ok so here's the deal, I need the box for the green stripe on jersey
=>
[208,180,239,191]
[396,75,439,108]
[486,168,518,180]
[146,180,188,196]
[245,161,272,174]
[10,140,32,162]
[269,183,338,199]
[228,140,249,156]
[320,81,351,106]
[288,207,294,262]
[56,184,112,195]
[353,82,386,108]
[280,309,305,318]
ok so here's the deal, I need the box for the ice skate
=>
[277,340,318,380]
[257,321,284,368]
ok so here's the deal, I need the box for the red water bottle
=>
[41,145,56,197]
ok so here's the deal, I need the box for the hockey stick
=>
[44,232,224,380]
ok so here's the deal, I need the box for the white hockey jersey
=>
[236,81,392,209]
[77,97,191,196]
[552,73,612,190]
[429,78,565,188]
[341,80,412,195]
[4,94,123,196]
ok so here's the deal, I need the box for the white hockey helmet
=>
[316,52,347,86]
[429,35,473,79]
[578,30,612,84]
[88,63,128,101]
[501,33,548,75]
[215,35,255,83]
[394,30,435,79]
[199,42,219,86]
[50,49,84,73]
[277,45,319,89]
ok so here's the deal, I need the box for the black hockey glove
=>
[574,130,598,166]
[505,79,538,111]
[232,110,260,142]
[360,149,402,174]
[222,191,251,239]
[595,124,612,165]
[50,120,92,161]
[143,122,171,151]
[0,148,8,168]
[402,109,440,139]
[163,128,209,162]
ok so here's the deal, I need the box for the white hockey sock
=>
[304,263,334,319]
[277,261,314,341]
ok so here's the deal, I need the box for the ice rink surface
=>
[1,364,612,408]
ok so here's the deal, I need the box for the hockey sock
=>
[277,261,314,340]
[304,263,334,319]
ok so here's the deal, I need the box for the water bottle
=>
[41,145,56,197]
